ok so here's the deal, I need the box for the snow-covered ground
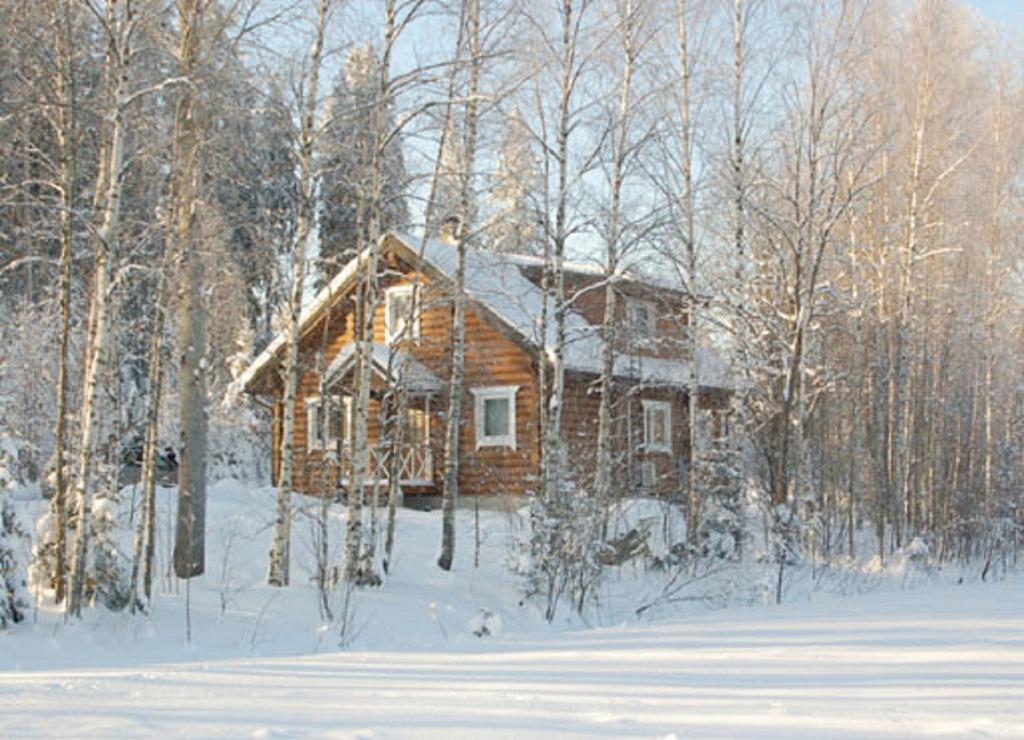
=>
[2,480,1022,737]
[3,575,1023,738]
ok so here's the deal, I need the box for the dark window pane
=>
[484,398,509,437]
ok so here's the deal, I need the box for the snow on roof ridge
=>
[232,232,732,396]
[229,245,370,398]
[496,250,681,291]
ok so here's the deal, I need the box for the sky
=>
[967,0,1024,29]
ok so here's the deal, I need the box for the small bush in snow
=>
[523,480,605,622]
[1,500,29,628]
[467,608,502,637]
[698,441,746,560]
[88,490,132,611]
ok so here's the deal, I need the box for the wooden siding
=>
[560,374,730,496]
[518,265,692,362]
[273,252,542,497]
[257,239,727,499]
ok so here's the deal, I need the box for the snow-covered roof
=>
[232,232,733,395]
[324,343,442,394]
[230,245,371,397]
[498,252,681,292]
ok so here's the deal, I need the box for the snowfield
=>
[3,577,1023,738]
[2,481,1022,737]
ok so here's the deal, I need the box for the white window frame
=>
[385,284,421,344]
[627,297,657,336]
[642,399,672,453]
[472,385,519,450]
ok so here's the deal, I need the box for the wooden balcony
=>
[336,442,434,488]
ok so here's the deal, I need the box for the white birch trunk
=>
[66,0,133,617]
[268,0,331,588]
[438,0,481,572]
[595,0,637,507]
[542,0,578,505]
[344,0,395,584]
[50,0,77,604]
[678,0,701,547]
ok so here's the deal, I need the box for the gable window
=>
[472,385,518,449]
[627,298,656,336]
[642,399,672,453]
[385,284,420,344]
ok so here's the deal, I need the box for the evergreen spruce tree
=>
[488,109,542,255]
[0,446,29,628]
[318,45,408,286]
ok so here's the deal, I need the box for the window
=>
[642,399,672,453]
[702,407,729,442]
[385,284,420,344]
[306,396,323,451]
[472,386,519,449]
[334,396,354,446]
[307,395,352,451]
[403,405,430,445]
[627,298,656,336]
[640,461,657,489]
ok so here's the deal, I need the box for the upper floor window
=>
[626,298,656,336]
[472,385,519,449]
[642,399,672,453]
[385,284,420,344]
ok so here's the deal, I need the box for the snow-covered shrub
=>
[0,498,29,628]
[698,440,746,560]
[29,508,58,596]
[0,446,30,628]
[88,490,132,611]
[31,480,133,611]
[765,500,804,604]
[522,479,605,622]
[208,403,270,485]
[467,608,502,638]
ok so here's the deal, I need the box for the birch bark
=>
[268,0,332,588]
[438,0,481,572]
[67,0,134,617]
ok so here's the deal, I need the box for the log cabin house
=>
[234,231,732,500]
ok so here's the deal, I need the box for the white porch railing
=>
[337,443,434,486]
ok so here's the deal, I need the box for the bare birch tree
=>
[268,0,333,588]
[67,0,137,617]
[344,0,403,586]
[48,0,79,605]
[438,0,482,572]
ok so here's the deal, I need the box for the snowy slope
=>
[2,574,1022,738]
[3,480,1022,737]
